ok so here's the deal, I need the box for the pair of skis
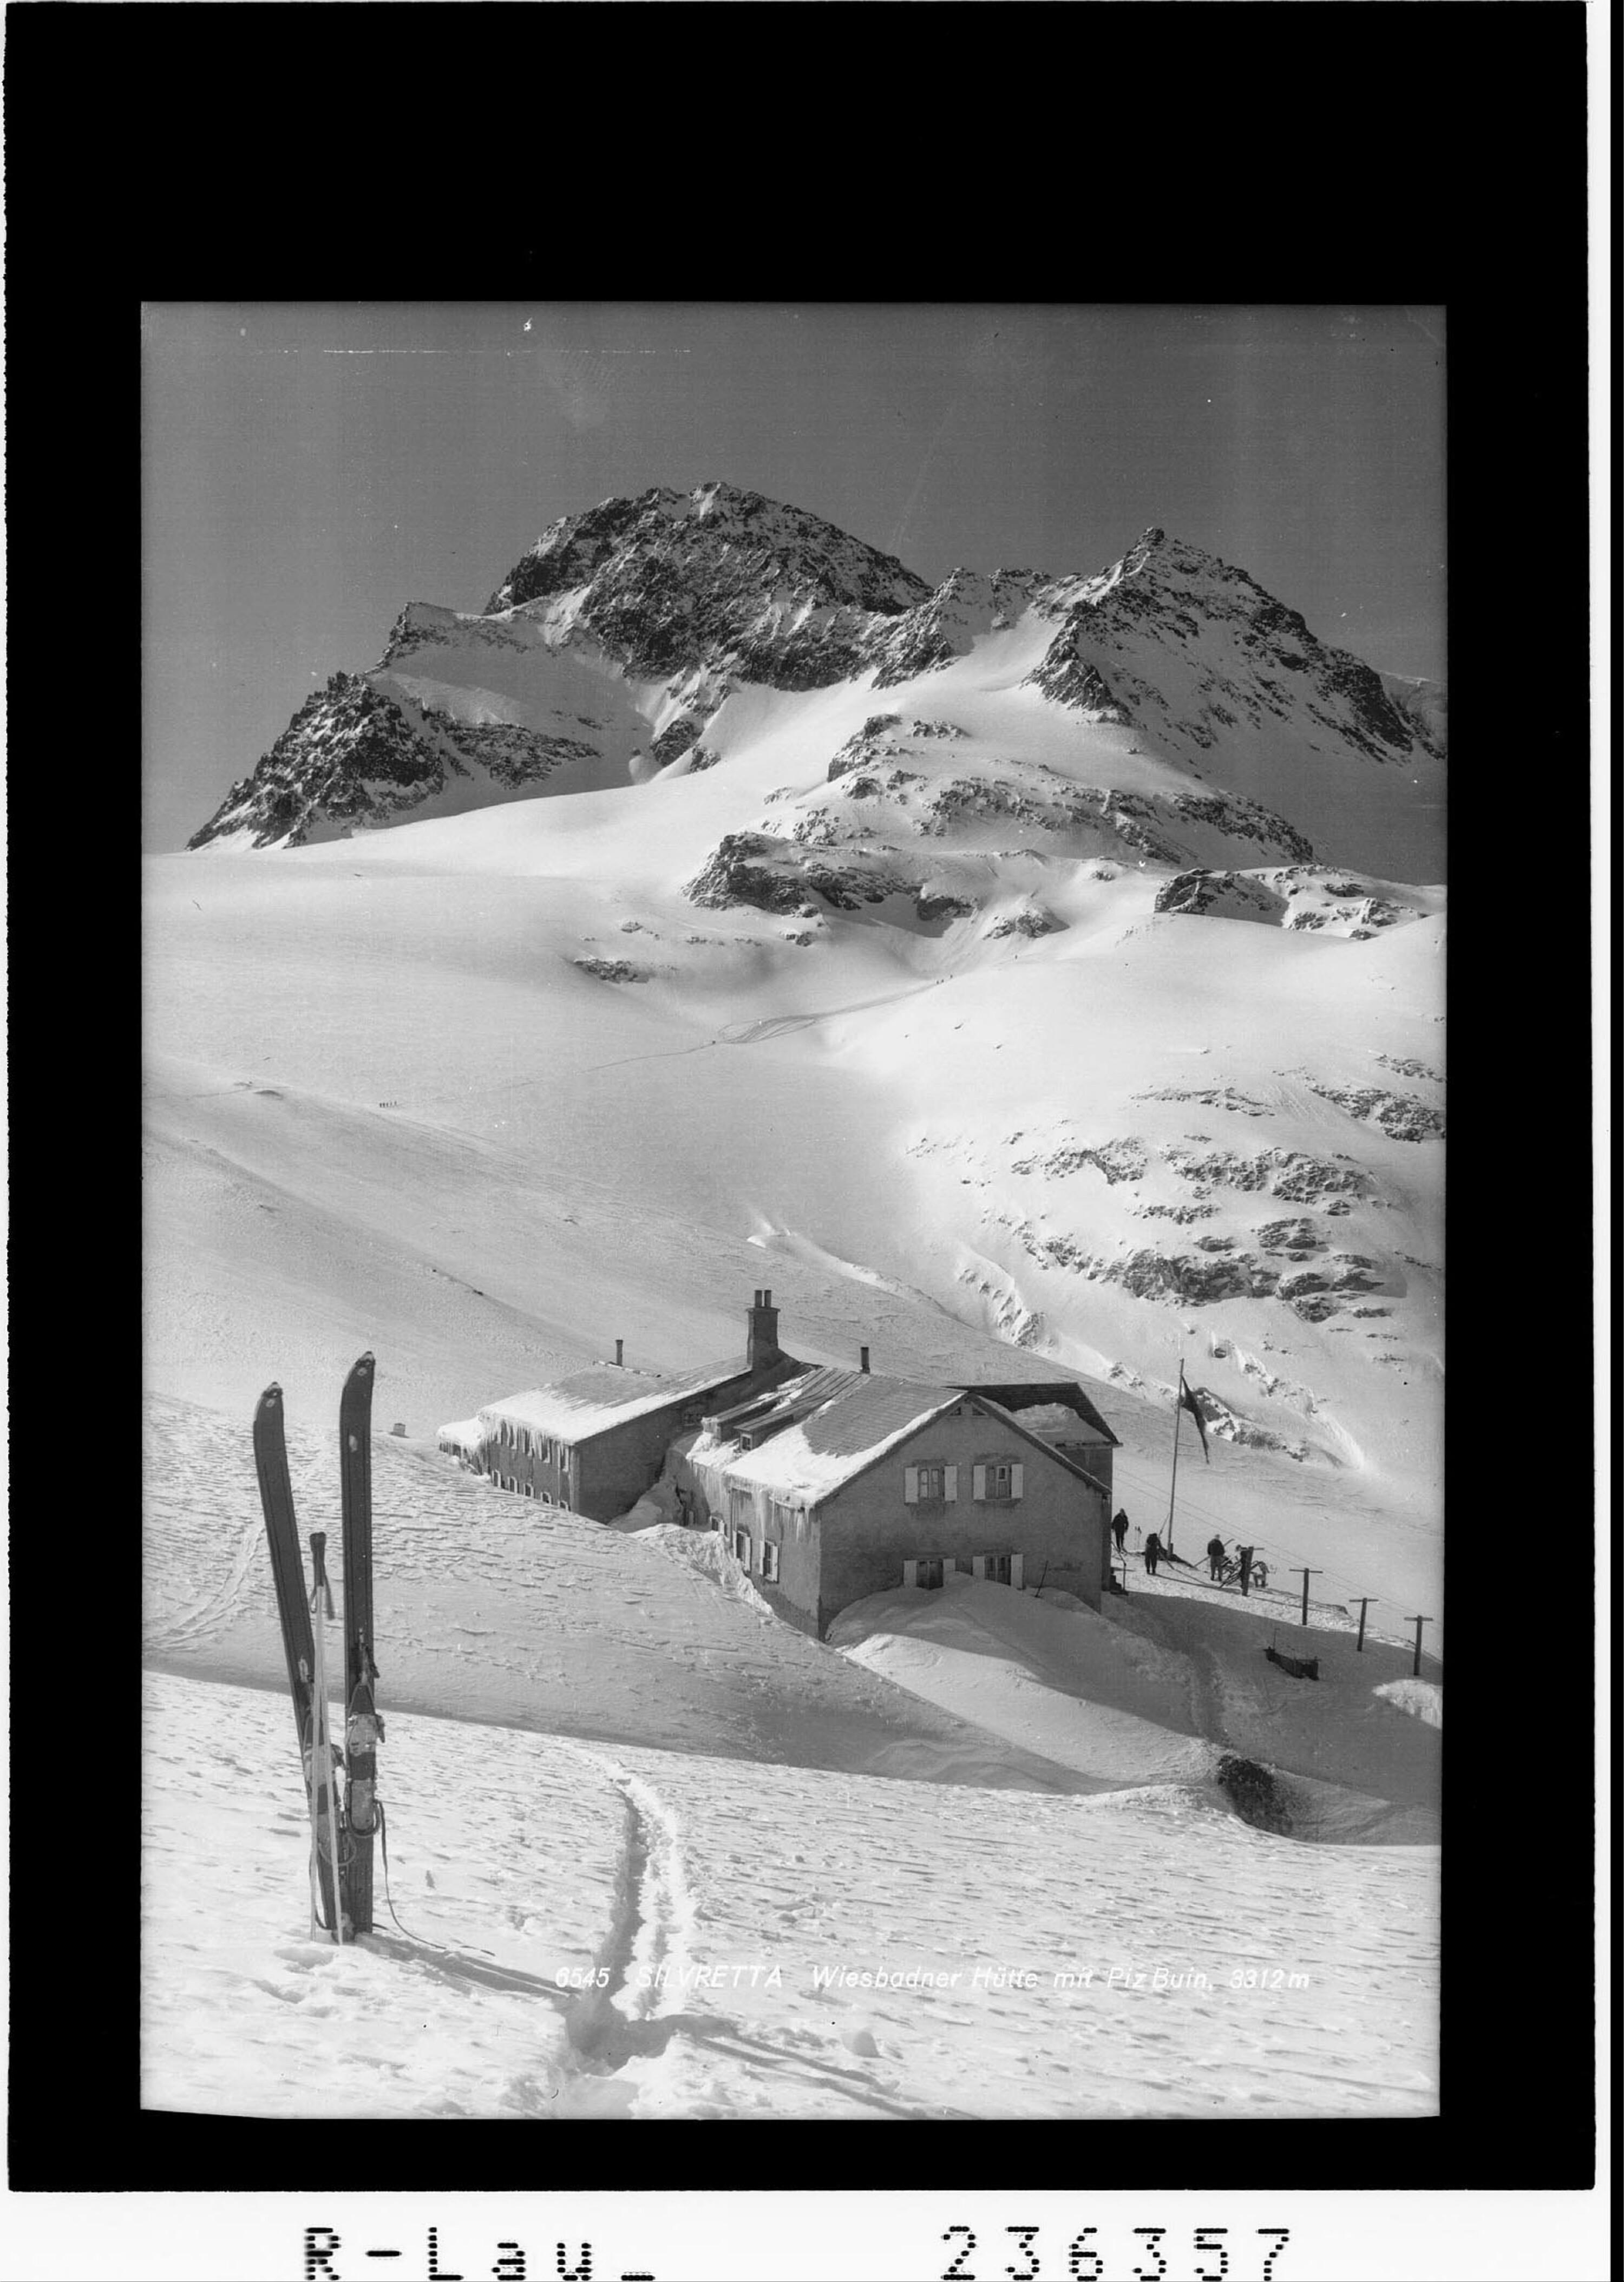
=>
[252,1355,379,1940]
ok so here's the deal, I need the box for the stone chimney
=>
[748,1288,781,1371]
[860,1345,870,1373]
[614,1339,624,1367]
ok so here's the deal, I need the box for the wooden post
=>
[1294,1568,1322,1627]
[1355,1596,1377,1651]
[1406,1615,1432,1676]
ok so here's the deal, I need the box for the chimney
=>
[748,1287,781,1372]
[614,1339,624,1367]
[860,1345,870,1374]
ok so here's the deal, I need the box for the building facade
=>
[677,1366,1115,1637]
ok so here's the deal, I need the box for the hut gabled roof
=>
[709,1370,960,1501]
[954,1379,1118,1444]
[479,1354,798,1445]
[709,1375,1112,1508]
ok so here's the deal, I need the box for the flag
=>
[1178,1375,1210,1463]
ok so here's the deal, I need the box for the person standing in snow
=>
[1207,1533,1227,1581]
[1143,1530,1161,1576]
[1112,1509,1129,1553]
[1237,1544,1254,1595]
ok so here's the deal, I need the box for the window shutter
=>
[972,1463,987,1501]
[902,1559,919,1588]
[903,1466,920,1505]
[944,1464,958,1502]
[1011,1553,1025,1590]
[1011,1462,1024,1500]
[972,1555,986,1580]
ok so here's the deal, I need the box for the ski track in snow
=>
[142,1670,1437,2121]
[142,1394,1439,2118]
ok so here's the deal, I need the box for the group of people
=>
[1111,1505,1177,1573]
[1109,1507,1255,1590]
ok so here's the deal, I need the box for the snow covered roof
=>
[481,1358,765,1444]
[436,1415,484,1447]
[709,1373,1115,1507]
[716,1371,961,1501]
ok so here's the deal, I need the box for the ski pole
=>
[309,1533,345,1944]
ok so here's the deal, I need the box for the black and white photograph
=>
[140,299,1455,2127]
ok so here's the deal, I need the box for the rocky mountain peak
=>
[485,481,929,624]
[187,488,1445,877]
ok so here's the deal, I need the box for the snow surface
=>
[143,1402,1439,2116]
[144,1661,1437,2119]
[145,515,1445,2117]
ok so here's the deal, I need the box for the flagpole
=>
[1165,1358,1184,1553]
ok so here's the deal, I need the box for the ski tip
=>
[256,1383,284,1413]
[348,1353,376,1380]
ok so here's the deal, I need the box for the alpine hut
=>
[438,1291,800,1521]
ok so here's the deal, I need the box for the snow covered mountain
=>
[157,479,1447,1519]
[187,483,1444,881]
[147,483,1446,2122]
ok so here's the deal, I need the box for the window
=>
[732,1527,753,1569]
[904,1463,957,1504]
[972,1460,1024,1503]
[761,1541,780,1582]
[982,1553,1011,1585]
[904,1557,945,1589]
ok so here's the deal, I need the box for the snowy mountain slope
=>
[147,788,1444,1578]
[145,482,1450,2126]
[186,484,1444,881]
[1017,531,1446,879]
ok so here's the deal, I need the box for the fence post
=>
[1405,1615,1433,1676]
[1294,1568,1322,1627]
[1355,1596,1377,1651]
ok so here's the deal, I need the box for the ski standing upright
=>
[307,1532,346,1944]
[252,1385,342,1936]
[339,1353,379,1936]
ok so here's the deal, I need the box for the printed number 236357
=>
[941,2225,1291,2280]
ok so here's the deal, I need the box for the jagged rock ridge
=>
[187,484,1445,871]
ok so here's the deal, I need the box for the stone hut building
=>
[676,1363,1115,1637]
[438,1291,800,1522]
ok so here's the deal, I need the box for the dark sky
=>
[142,301,1445,853]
